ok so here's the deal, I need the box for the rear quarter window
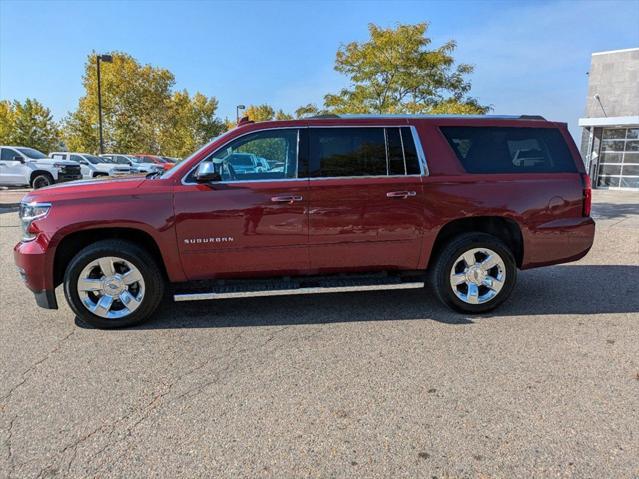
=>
[440,126,577,174]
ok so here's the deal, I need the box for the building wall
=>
[584,49,639,118]
[580,48,639,177]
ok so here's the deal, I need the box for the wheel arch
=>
[428,216,524,268]
[53,227,170,287]
[30,170,55,186]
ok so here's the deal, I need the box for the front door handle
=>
[271,195,303,204]
[386,191,416,199]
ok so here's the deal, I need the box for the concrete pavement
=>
[0,190,638,478]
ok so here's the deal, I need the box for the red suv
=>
[14,115,595,328]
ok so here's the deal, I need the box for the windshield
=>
[17,147,47,159]
[127,156,142,163]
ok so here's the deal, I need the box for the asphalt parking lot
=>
[1,190,637,478]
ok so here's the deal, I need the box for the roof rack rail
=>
[518,115,546,120]
[307,114,340,119]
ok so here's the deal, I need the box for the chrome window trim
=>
[409,125,429,176]
[398,127,408,175]
[308,175,422,181]
[383,128,390,176]
[180,124,429,185]
[181,127,301,185]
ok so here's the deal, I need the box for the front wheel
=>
[32,173,54,189]
[63,240,165,328]
[429,233,517,314]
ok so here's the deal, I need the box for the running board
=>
[174,281,424,302]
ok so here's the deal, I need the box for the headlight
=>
[53,163,66,168]
[19,202,51,241]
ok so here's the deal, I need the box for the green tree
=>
[62,52,223,155]
[0,100,14,144]
[275,109,293,120]
[245,104,275,122]
[0,99,61,152]
[63,52,175,153]
[294,103,322,118]
[324,23,489,115]
[161,91,225,157]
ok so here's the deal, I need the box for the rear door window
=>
[309,127,422,177]
[309,128,386,177]
[440,126,577,173]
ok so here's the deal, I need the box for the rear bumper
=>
[522,217,596,269]
[34,289,58,309]
[14,239,58,309]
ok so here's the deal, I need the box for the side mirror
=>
[13,155,24,163]
[195,161,222,183]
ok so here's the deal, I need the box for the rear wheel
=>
[31,173,54,189]
[63,240,164,328]
[429,232,517,314]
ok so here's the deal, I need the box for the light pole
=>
[97,54,113,154]
[236,104,246,124]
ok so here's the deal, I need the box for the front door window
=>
[207,129,299,181]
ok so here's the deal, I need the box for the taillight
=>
[582,173,592,217]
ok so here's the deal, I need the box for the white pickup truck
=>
[0,146,82,188]
[50,152,131,179]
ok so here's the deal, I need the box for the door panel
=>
[306,126,426,272]
[174,181,309,280]
[173,127,309,280]
[308,176,424,271]
[0,148,25,185]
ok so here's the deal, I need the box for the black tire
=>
[63,239,165,328]
[429,232,517,314]
[31,173,54,189]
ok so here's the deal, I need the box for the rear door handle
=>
[386,191,416,199]
[271,195,303,203]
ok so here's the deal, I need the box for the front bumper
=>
[56,174,82,183]
[14,239,58,309]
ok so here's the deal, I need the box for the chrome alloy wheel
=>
[449,248,506,305]
[77,257,145,319]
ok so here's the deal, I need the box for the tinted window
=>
[1,148,19,161]
[70,154,85,163]
[85,155,103,164]
[440,127,576,174]
[386,128,404,175]
[191,129,299,182]
[51,153,66,160]
[16,148,47,159]
[310,128,386,177]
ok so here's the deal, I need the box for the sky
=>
[1,0,638,141]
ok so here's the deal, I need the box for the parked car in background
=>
[0,146,81,188]
[100,154,163,174]
[14,115,595,329]
[50,152,131,179]
[133,154,174,171]
[224,152,272,174]
[161,156,180,164]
